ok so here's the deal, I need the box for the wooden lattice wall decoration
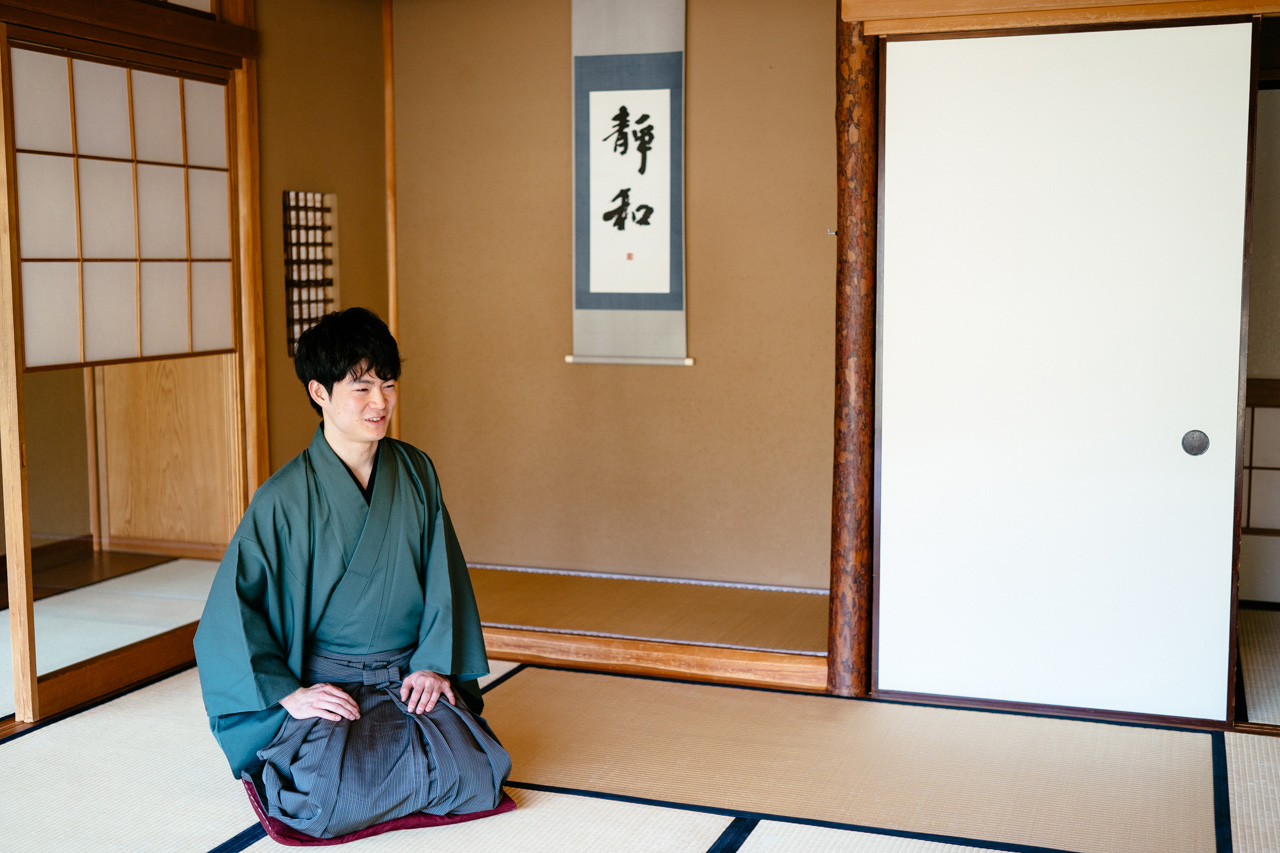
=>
[283,190,339,355]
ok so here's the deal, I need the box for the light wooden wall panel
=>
[101,353,238,548]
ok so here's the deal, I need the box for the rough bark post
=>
[828,10,877,698]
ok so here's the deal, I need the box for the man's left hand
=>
[400,670,456,714]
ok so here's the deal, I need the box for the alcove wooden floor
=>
[470,566,829,693]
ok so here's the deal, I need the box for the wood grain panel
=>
[830,16,877,698]
[856,0,1275,34]
[483,627,828,693]
[101,354,238,547]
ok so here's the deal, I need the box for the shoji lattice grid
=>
[283,191,338,356]
[1247,406,1279,532]
[10,48,234,368]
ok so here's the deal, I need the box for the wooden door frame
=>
[0,0,263,724]
[829,8,1260,730]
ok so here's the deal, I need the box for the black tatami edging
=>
[504,781,1083,853]
[1213,731,1235,853]
[706,817,759,853]
[480,663,528,695]
[207,824,266,853]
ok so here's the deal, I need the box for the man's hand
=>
[400,670,455,714]
[280,683,361,722]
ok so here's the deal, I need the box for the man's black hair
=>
[294,307,402,417]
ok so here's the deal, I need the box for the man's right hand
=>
[279,683,361,722]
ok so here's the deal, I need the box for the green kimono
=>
[194,427,493,781]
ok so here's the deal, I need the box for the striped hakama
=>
[255,647,512,839]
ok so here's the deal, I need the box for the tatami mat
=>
[471,567,827,654]
[739,822,990,853]
[1239,609,1280,724]
[484,668,1219,853]
[1227,731,1280,853]
[240,787,731,852]
[0,669,255,852]
[478,659,521,689]
[0,559,217,717]
[0,658,530,852]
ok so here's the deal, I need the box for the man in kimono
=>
[194,307,511,839]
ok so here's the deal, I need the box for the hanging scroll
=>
[569,0,690,366]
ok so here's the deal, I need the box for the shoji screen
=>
[10,49,233,368]
[876,23,1252,720]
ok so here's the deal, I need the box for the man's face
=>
[309,366,397,448]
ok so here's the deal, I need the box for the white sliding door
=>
[877,22,1253,720]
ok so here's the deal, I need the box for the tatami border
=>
[707,817,759,853]
[206,824,265,853]
[502,781,1082,853]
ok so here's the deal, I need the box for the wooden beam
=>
[849,0,1187,22]
[863,0,1280,33]
[0,25,37,722]
[0,0,255,60]
[7,25,239,77]
[482,628,828,693]
[384,0,400,441]
[829,14,878,698]
[844,0,1279,21]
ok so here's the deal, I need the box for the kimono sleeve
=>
[194,528,302,718]
[408,468,489,683]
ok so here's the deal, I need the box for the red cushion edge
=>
[241,777,517,847]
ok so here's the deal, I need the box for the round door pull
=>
[1182,430,1209,456]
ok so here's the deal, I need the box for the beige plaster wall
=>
[256,0,390,469]
[391,0,835,587]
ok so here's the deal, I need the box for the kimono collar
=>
[307,425,392,515]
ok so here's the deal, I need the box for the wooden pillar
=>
[224,0,268,495]
[0,26,38,721]
[828,12,877,698]
[383,0,401,440]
